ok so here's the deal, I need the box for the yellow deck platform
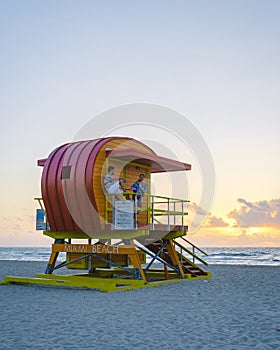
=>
[1,269,211,292]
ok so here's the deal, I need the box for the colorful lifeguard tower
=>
[2,137,211,291]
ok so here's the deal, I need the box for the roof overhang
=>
[106,149,191,173]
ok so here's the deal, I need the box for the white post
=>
[167,198,170,231]
[181,201,184,231]
[151,196,154,230]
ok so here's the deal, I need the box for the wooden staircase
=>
[145,237,209,278]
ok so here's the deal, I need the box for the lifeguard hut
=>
[2,137,210,291]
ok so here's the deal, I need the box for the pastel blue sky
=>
[0,0,279,246]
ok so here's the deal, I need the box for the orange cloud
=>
[190,226,280,247]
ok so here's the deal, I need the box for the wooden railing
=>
[174,236,208,266]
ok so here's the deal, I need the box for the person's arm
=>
[103,174,113,193]
[118,178,126,192]
[106,182,119,194]
[139,183,147,195]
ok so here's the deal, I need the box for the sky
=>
[0,0,279,247]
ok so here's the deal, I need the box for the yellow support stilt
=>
[128,250,147,283]
[165,239,185,278]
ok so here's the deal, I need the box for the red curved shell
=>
[41,137,155,233]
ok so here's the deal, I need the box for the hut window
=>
[61,166,71,179]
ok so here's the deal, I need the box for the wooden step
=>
[187,269,202,273]
[182,267,207,276]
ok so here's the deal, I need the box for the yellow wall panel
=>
[93,138,152,228]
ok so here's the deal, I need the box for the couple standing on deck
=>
[103,166,147,205]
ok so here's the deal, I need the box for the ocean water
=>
[203,247,280,266]
[0,247,279,266]
[0,247,63,262]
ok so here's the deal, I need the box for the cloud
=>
[207,215,229,227]
[228,198,280,228]
[191,226,280,247]
[187,202,208,216]
[188,202,229,228]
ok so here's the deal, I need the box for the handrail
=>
[180,236,208,256]
[105,192,190,229]
[147,194,190,203]
[174,241,208,266]
[105,192,190,203]
[34,197,44,210]
[106,207,188,216]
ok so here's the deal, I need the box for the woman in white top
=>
[103,166,125,194]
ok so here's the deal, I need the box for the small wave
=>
[208,253,252,257]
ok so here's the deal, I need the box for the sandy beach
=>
[0,261,279,350]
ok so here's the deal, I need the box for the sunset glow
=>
[0,1,279,247]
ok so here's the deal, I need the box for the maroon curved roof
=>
[41,138,113,233]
